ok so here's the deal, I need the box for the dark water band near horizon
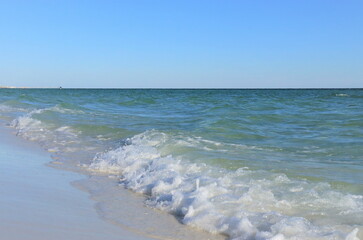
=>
[0,88,362,240]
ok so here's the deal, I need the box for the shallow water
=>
[1,89,362,239]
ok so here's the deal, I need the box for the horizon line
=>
[1,86,362,90]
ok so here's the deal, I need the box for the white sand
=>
[0,128,154,240]
[0,126,225,240]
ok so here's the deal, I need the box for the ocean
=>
[0,89,362,239]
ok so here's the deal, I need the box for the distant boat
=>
[59,86,62,89]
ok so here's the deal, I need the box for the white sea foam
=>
[89,130,362,240]
[11,109,47,141]
[10,108,81,152]
[0,104,27,113]
[49,104,85,114]
[6,106,362,240]
[0,104,13,112]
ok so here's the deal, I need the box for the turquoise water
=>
[1,89,362,239]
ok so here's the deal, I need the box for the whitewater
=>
[0,89,362,240]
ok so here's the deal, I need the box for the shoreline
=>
[0,124,225,240]
[1,88,361,239]
[0,125,157,240]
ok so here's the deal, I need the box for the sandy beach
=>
[0,127,156,240]
[0,125,225,240]
[0,88,361,240]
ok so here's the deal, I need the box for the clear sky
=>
[0,0,362,88]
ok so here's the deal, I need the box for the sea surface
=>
[0,89,362,240]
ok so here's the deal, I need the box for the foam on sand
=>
[0,127,155,240]
[6,105,363,239]
[2,119,225,240]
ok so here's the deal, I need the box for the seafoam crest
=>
[48,104,85,114]
[89,130,362,240]
[0,103,27,113]
[10,107,81,152]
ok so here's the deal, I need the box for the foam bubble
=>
[10,108,81,153]
[0,104,14,112]
[90,130,362,240]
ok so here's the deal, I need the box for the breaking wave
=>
[6,105,363,239]
[2,88,363,240]
[90,130,362,240]
[10,106,82,153]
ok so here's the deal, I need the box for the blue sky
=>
[0,0,362,88]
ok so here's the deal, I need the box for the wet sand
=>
[0,128,155,240]
[0,126,225,240]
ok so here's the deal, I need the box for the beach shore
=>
[1,89,361,239]
[0,126,225,240]
[0,127,157,240]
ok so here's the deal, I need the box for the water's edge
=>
[1,122,225,240]
[1,89,362,240]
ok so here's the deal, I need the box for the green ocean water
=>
[1,89,362,239]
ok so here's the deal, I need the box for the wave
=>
[89,130,362,240]
[335,94,350,97]
[0,104,16,112]
[18,93,38,102]
[0,100,33,111]
[5,105,362,239]
[10,107,81,152]
[48,105,84,115]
